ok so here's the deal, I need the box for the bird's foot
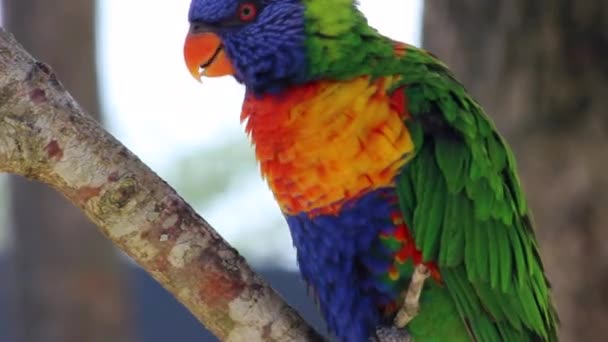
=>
[372,264,430,342]
[371,325,412,342]
[394,264,430,327]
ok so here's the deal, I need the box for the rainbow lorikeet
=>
[183,1,559,341]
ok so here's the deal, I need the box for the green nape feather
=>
[303,0,399,80]
[391,46,559,341]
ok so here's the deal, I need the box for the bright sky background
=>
[0,0,423,267]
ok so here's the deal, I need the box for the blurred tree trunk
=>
[423,1,608,341]
[3,1,135,342]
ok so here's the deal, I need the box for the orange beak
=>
[184,31,235,81]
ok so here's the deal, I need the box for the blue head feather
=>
[188,0,308,94]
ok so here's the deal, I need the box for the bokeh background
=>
[0,0,606,341]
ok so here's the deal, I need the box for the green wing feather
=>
[393,46,559,341]
[301,6,557,338]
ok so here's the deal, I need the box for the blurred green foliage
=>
[165,139,296,268]
[167,138,257,208]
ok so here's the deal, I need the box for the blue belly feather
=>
[285,188,401,342]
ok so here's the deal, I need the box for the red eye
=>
[238,3,257,22]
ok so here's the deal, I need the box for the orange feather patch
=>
[242,77,414,216]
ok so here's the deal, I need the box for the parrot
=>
[183,0,559,341]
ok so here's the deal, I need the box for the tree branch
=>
[0,28,323,342]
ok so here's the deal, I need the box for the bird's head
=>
[184,0,372,94]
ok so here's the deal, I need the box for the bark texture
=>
[2,1,134,341]
[0,29,322,342]
[423,2,608,341]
